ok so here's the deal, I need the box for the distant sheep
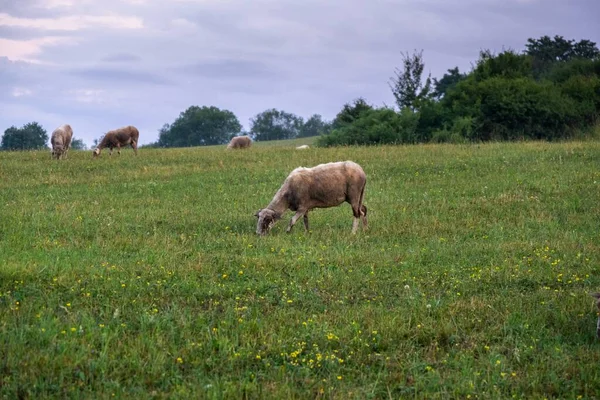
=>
[50,124,73,160]
[255,160,368,235]
[227,135,252,150]
[93,125,139,157]
[296,145,310,150]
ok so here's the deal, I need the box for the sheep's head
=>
[255,208,281,236]
[92,148,101,158]
[52,145,64,159]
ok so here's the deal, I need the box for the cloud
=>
[101,53,142,63]
[0,0,598,147]
[0,36,74,62]
[0,12,144,31]
[177,59,282,80]
[12,87,33,97]
[69,66,173,86]
[67,89,106,104]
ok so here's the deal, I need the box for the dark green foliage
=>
[330,98,373,130]
[319,37,600,147]
[298,114,331,138]
[471,77,578,140]
[431,117,473,143]
[157,106,242,147]
[441,50,600,141]
[250,109,304,141]
[525,35,600,77]
[432,67,467,99]
[558,74,600,125]
[414,99,450,143]
[70,138,87,150]
[316,108,419,147]
[1,122,48,151]
[389,50,432,111]
[472,49,533,81]
[544,58,600,83]
[139,142,160,149]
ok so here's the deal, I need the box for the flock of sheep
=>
[48,123,600,336]
[50,123,139,159]
[50,124,368,236]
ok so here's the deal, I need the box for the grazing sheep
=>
[254,160,368,236]
[227,135,252,150]
[591,293,600,338]
[50,124,73,160]
[296,145,310,150]
[93,125,139,157]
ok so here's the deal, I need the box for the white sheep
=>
[50,124,73,160]
[255,160,368,235]
[227,135,252,150]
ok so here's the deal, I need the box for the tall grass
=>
[1,140,599,399]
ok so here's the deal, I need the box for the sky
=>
[0,0,598,147]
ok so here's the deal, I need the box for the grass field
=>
[1,139,599,399]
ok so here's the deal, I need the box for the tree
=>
[389,50,432,111]
[472,49,533,81]
[525,35,600,77]
[1,122,48,150]
[299,114,331,137]
[317,107,420,147]
[70,138,87,150]
[250,109,304,141]
[331,98,373,130]
[433,67,467,98]
[158,106,242,147]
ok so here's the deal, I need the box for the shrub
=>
[316,108,419,147]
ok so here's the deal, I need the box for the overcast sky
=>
[0,0,598,146]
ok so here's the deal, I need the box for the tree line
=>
[2,34,599,151]
[0,122,86,151]
[143,108,330,148]
[319,35,600,146]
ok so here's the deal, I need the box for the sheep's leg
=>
[303,213,309,232]
[286,212,304,233]
[361,205,368,230]
[132,141,138,155]
[350,202,363,234]
[352,218,360,234]
[117,143,121,155]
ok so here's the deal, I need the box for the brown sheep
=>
[93,125,139,157]
[227,135,252,150]
[50,124,73,160]
[254,160,368,236]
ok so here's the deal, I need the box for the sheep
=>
[93,125,139,157]
[50,124,73,160]
[296,145,310,150]
[254,160,368,236]
[227,135,252,150]
[591,293,600,338]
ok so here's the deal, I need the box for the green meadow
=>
[1,139,599,399]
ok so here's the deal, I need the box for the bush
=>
[316,108,419,147]
[445,76,583,141]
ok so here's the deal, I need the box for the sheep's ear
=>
[254,209,262,218]
[591,293,600,299]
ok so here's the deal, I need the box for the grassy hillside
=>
[1,140,599,399]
